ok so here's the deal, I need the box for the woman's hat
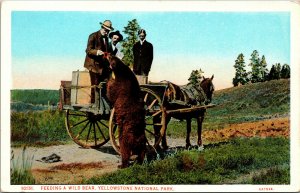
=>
[109,30,123,41]
[100,20,114,31]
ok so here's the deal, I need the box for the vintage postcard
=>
[1,0,300,192]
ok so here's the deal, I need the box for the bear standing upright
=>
[106,55,146,168]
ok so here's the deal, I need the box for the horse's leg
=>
[185,118,192,149]
[161,116,171,150]
[153,116,170,150]
[196,111,205,149]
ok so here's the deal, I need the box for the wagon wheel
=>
[109,87,166,154]
[65,110,110,149]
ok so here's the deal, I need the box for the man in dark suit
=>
[84,20,113,106]
[132,29,153,77]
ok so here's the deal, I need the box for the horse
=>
[155,75,215,150]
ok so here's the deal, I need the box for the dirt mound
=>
[32,161,118,184]
[203,117,289,143]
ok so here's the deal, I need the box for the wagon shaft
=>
[166,104,216,115]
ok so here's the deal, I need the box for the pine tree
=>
[281,64,290,79]
[121,19,141,67]
[268,65,276,80]
[260,55,269,82]
[269,63,282,80]
[249,50,262,83]
[232,53,248,86]
[274,63,282,79]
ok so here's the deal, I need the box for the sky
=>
[9,4,291,91]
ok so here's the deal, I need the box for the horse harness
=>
[180,84,208,106]
[161,80,209,107]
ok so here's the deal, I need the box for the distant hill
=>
[10,79,290,119]
[11,89,59,105]
[207,79,290,126]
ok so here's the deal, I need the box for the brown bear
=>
[106,55,146,168]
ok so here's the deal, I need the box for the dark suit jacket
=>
[132,40,153,76]
[84,31,112,75]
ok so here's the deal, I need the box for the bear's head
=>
[106,55,141,100]
[107,55,138,83]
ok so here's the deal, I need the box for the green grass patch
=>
[11,110,70,146]
[83,137,289,184]
[207,79,290,129]
[11,146,35,185]
[250,165,290,184]
[11,89,59,105]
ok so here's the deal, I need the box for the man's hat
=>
[109,30,123,41]
[100,20,114,31]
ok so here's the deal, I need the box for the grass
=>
[11,110,69,146]
[205,79,290,130]
[11,146,35,185]
[83,137,289,184]
[11,89,59,105]
[250,165,290,184]
[11,101,50,112]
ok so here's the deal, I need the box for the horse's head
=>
[200,75,215,104]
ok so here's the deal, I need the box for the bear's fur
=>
[106,55,146,168]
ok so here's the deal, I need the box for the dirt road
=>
[11,116,289,184]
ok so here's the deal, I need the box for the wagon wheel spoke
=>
[70,118,89,129]
[145,110,162,121]
[147,98,157,110]
[93,123,97,146]
[75,121,90,139]
[86,122,92,144]
[98,120,109,129]
[95,121,108,141]
[151,110,162,117]
[96,118,110,146]
[144,93,149,102]
[145,128,156,136]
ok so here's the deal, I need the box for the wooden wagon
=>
[59,70,214,154]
